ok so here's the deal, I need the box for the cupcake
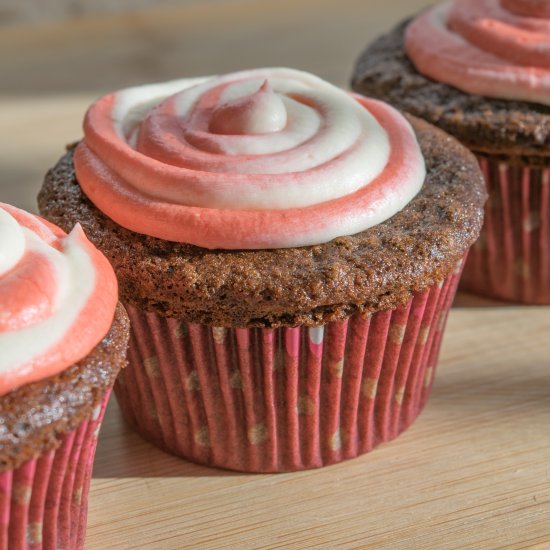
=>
[0,203,128,548]
[352,0,550,304]
[38,68,485,472]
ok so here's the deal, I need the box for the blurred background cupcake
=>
[39,67,485,472]
[352,0,550,304]
[0,203,128,549]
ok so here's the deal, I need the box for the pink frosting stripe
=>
[405,0,550,105]
[0,204,118,396]
[74,69,425,250]
[75,97,423,249]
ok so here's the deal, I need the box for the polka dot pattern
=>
[461,156,550,304]
[362,378,379,400]
[93,423,102,439]
[229,371,243,390]
[115,264,463,472]
[248,424,268,446]
[143,356,160,377]
[12,484,31,505]
[389,324,406,345]
[185,371,200,392]
[417,324,430,346]
[308,327,324,344]
[297,395,316,416]
[212,327,226,345]
[194,427,211,447]
[330,359,345,378]
[394,386,405,406]
[524,212,541,233]
[26,523,42,545]
[330,429,343,452]
[73,486,83,505]
[308,327,325,358]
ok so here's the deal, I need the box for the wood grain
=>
[1,2,549,548]
[88,307,550,549]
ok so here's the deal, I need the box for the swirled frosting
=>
[74,68,425,249]
[405,0,550,105]
[0,203,118,396]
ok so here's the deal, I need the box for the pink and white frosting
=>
[0,204,118,396]
[405,0,550,105]
[74,68,425,250]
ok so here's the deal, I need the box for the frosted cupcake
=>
[352,0,550,304]
[0,203,128,549]
[39,68,485,472]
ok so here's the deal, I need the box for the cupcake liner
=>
[461,154,550,304]
[0,392,109,550]
[115,264,463,473]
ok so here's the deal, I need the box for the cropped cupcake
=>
[0,203,128,549]
[352,0,550,304]
[39,68,485,473]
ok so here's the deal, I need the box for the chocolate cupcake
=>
[352,0,550,304]
[0,203,129,549]
[39,68,485,472]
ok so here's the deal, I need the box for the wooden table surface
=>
[1,1,550,548]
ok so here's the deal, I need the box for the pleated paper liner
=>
[461,154,550,304]
[115,262,464,473]
[0,392,110,550]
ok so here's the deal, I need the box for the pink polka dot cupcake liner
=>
[115,264,464,473]
[0,392,110,550]
[461,155,550,304]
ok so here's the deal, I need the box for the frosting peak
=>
[209,80,288,135]
[75,68,425,249]
[405,0,550,105]
[0,204,118,396]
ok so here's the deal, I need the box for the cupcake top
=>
[0,203,118,395]
[352,3,550,157]
[73,68,425,249]
[406,0,550,106]
[41,118,485,327]
[40,68,485,328]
